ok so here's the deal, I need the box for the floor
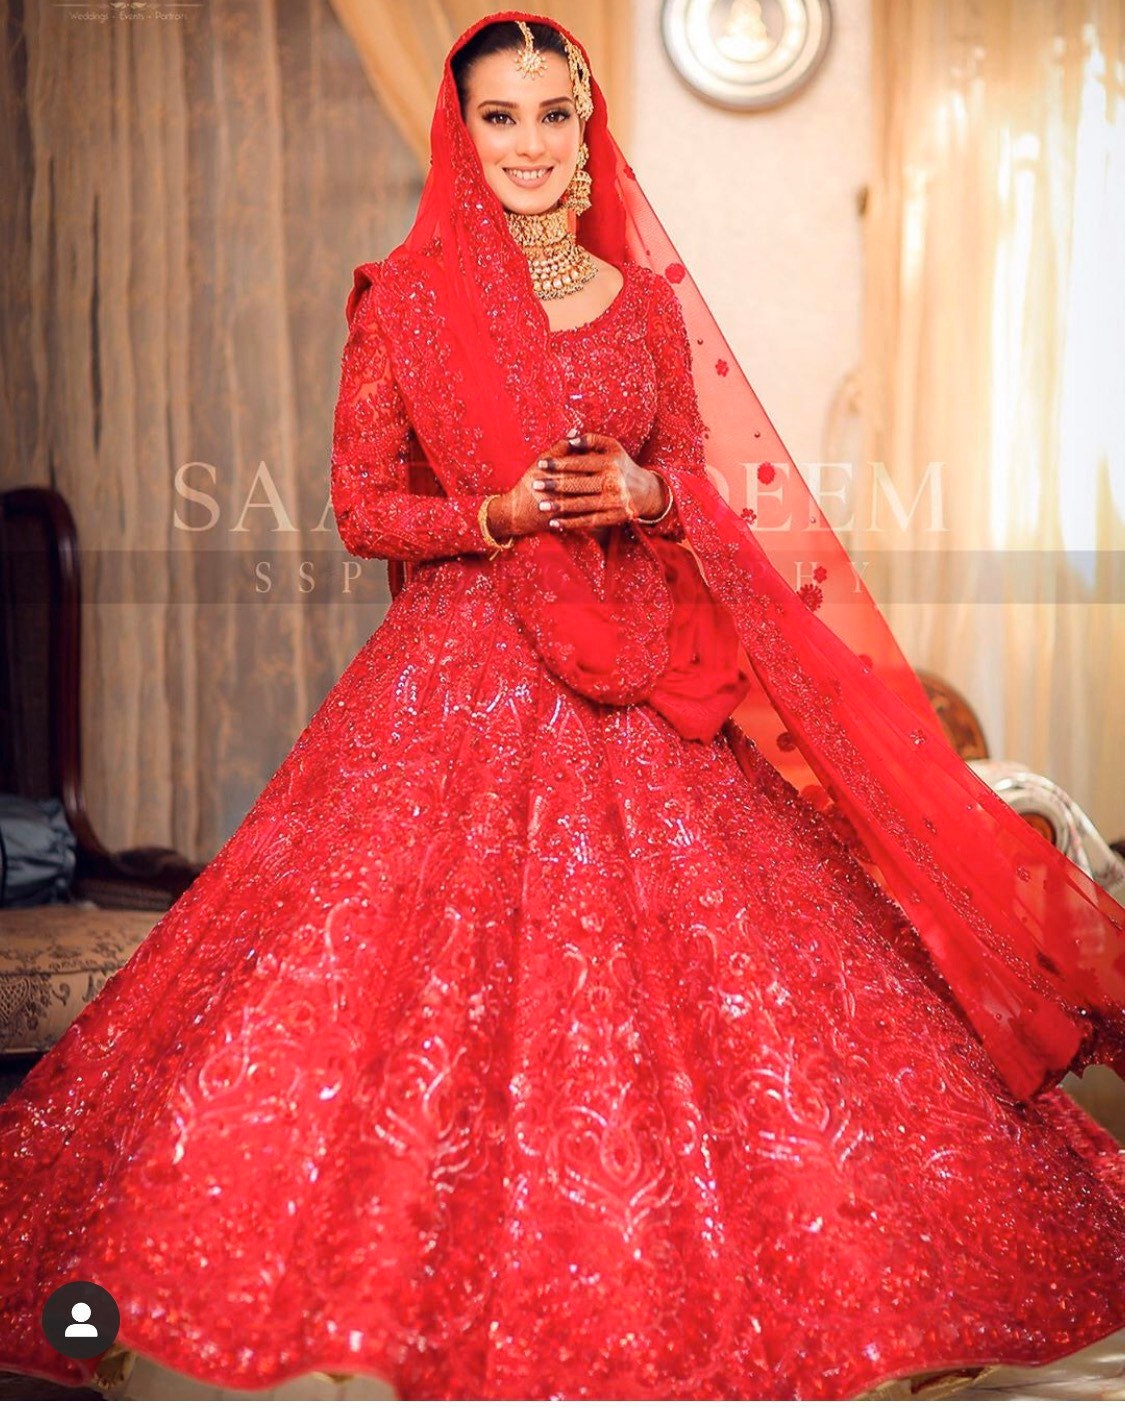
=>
[0,1371,102,1401]
[2,1331,1124,1401]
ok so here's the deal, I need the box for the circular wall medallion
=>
[661,0,834,111]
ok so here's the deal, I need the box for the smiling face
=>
[461,48,585,216]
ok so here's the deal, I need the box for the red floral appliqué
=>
[716,358,729,376]
[800,782,831,811]
[798,582,824,612]
[664,262,686,283]
[757,461,776,485]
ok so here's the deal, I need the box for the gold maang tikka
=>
[511,16,595,126]
[513,18,546,78]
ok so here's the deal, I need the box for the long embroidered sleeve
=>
[634,275,709,543]
[330,284,496,563]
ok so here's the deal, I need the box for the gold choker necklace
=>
[505,203,597,301]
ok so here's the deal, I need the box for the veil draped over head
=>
[349,10,1123,1102]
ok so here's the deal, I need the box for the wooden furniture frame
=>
[0,485,201,911]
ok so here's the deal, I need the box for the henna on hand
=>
[533,431,666,530]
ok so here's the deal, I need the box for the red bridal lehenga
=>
[1,9,1124,1403]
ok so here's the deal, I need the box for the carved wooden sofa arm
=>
[916,668,1124,886]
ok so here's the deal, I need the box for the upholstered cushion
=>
[0,903,164,1055]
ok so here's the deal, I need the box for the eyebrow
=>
[476,96,574,109]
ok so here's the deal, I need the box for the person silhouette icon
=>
[63,1301,98,1337]
[42,1280,119,1357]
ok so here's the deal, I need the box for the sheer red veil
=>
[350,10,1124,1102]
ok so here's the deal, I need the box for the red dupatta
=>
[351,10,1124,1103]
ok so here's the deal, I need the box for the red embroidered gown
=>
[1,259,1123,1401]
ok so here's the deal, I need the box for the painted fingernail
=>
[549,518,560,528]
[532,479,545,490]
[537,459,550,469]
[538,500,553,512]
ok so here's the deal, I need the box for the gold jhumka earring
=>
[561,140,592,216]
[558,27,593,217]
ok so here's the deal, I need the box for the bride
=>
[1,9,1123,1402]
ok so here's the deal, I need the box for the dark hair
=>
[451,21,569,118]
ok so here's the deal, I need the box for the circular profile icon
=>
[42,1280,120,1359]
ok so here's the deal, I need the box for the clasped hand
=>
[487,431,668,540]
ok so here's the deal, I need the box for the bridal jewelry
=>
[513,21,595,124]
[549,23,593,215]
[562,31,594,122]
[479,493,516,559]
[560,140,592,217]
[635,469,672,525]
[505,201,597,299]
[513,20,547,79]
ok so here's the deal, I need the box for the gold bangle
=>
[636,469,674,525]
[479,493,516,559]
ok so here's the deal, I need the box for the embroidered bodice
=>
[329,261,705,563]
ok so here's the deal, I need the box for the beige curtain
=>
[326,0,634,164]
[1,0,420,860]
[860,0,1125,843]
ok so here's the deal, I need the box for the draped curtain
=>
[325,0,633,163]
[859,0,1125,842]
[1,0,630,863]
[1,0,421,860]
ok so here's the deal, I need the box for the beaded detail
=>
[330,259,694,571]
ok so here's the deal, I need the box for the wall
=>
[625,0,873,474]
